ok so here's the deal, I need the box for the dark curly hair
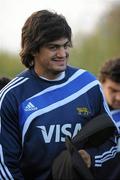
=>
[0,77,11,90]
[19,10,72,68]
[99,57,120,83]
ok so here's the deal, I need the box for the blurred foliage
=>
[70,3,120,76]
[0,51,25,78]
[0,3,120,78]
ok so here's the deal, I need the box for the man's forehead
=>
[47,38,69,45]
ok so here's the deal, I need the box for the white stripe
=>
[95,148,117,166]
[28,69,86,100]
[95,153,116,167]
[111,109,120,115]
[95,164,102,167]
[0,77,27,133]
[0,77,18,94]
[95,146,117,166]
[0,77,23,96]
[99,85,112,117]
[111,109,120,129]
[0,145,14,180]
[95,150,117,163]
[1,164,9,180]
[117,137,120,152]
[115,122,120,130]
[0,78,29,109]
[0,77,28,179]
[0,77,28,134]
[22,80,99,144]
[115,121,120,129]
[95,146,117,159]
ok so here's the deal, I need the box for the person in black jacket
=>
[99,57,120,111]
[92,57,120,179]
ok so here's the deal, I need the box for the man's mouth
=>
[52,58,65,61]
[51,58,66,65]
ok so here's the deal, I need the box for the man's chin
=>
[54,67,66,73]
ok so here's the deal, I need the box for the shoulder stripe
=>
[0,77,23,95]
[0,77,29,109]
[95,146,117,167]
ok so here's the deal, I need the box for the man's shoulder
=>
[0,69,32,99]
[16,68,31,78]
[67,66,97,81]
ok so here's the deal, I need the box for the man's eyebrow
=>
[109,86,120,91]
[47,41,70,46]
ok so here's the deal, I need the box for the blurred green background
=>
[0,4,120,79]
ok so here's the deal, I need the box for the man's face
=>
[102,78,120,109]
[34,38,71,79]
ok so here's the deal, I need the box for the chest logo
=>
[36,123,81,143]
[24,102,38,111]
[76,107,90,116]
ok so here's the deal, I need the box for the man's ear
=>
[31,52,36,57]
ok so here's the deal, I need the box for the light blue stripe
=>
[19,71,96,127]
[95,146,117,166]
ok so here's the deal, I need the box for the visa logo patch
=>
[36,123,81,143]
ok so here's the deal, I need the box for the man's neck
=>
[39,71,65,81]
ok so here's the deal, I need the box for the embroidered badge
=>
[76,107,90,116]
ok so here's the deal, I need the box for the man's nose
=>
[56,47,67,57]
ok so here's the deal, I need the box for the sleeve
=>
[84,83,118,168]
[85,136,117,167]
[0,92,24,179]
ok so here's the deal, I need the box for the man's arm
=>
[0,93,24,179]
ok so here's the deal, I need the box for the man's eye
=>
[49,46,57,50]
[64,45,69,49]
[110,89,117,93]
[64,43,71,49]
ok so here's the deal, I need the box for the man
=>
[94,58,120,179]
[0,76,11,90]
[99,58,120,112]
[99,58,120,134]
[0,10,118,180]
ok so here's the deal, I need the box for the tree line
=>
[0,3,120,78]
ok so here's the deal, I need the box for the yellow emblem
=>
[76,107,90,116]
